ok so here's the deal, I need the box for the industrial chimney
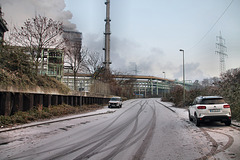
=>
[103,0,111,71]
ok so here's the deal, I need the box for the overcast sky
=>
[1,0,240,82]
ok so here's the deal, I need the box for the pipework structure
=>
[103,0,111,71]
[216,31,227,74]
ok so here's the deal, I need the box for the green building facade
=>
[40,49,64,82]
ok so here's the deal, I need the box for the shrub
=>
[0,104,103,127]
[218,69,240,121]
[164,68,240,121]
[0,116,13,126]
[164,85,184,107]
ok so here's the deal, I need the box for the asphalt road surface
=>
[0,98,239,160]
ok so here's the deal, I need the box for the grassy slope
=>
[0,45,70,94]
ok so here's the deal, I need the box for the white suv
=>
[108,97,122,108]
[188,96,231,126]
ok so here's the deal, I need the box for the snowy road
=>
[0,98,239,160]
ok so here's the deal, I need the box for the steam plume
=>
[0,0,76,31]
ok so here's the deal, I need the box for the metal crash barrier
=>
[0,91,110,116]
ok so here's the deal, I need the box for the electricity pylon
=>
[216,31,227,75]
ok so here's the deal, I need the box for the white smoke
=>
[0,0,76,31]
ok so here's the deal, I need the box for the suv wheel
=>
[194,114,200,127]
[225,121,231,126]
[188,111,193,122]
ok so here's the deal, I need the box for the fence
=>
[0,91,110,116]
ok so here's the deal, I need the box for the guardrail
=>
[0,91,110,116]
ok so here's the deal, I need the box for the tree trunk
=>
[74,71,77,91]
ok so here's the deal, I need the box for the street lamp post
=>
[162,72,166,97]
[179,49,185,107]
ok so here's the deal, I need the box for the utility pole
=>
[216,31,227,75]
[133,64,140,75]
[103,0,111,71]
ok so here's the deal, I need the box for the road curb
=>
[0,110,115,133]
[156,101,176,113]
[231,121,240,128]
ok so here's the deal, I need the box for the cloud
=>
[174,62,207,81]
[150,47,164,55]
[82,34,183,78]
[0,0,76,31]
[82,34,143,74]
[83,33,104,51]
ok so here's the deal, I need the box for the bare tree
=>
[84,50,103,75]
[63,31,85,91]
[8,15,63,73]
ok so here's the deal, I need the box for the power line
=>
[187,0,234,51]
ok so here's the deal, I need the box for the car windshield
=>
[201,98,225,104]
[110,97,120,101]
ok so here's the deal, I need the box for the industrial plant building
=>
[39,49,64,82]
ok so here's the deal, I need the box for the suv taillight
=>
[223,105,230,108]
[197,106,206,109]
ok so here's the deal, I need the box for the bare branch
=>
[8,15,63,73]
[83,50,103,74]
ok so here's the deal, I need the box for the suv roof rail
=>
[201,96,223,99]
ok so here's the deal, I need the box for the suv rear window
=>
[200,98,225,104]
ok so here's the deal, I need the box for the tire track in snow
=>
[196,127,234,160]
